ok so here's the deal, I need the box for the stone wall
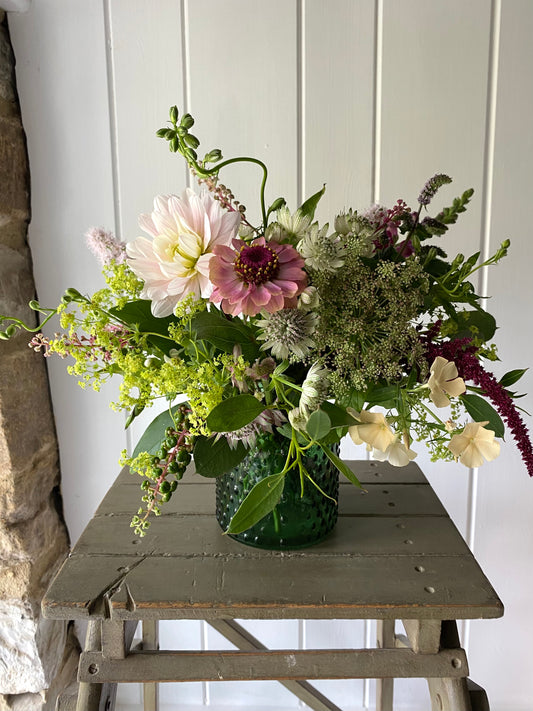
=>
[0,11,78,710]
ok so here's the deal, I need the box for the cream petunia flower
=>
[371,438,418,467]
[348,409,397,453]
[448,421,501,468]
[427,356,466,408]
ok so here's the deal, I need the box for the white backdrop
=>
[8,1,533,709]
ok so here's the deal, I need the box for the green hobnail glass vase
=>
[215,431,339,550]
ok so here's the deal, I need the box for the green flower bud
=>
[184,133,200,149]
[169,105,179,124]
[5,325,17,337]
[180,113,194,129]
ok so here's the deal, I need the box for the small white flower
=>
[298,223,345,273]
[257,309,318,361]
[427,356,466,408]
[448,421,501,468]
[288,406,308,432]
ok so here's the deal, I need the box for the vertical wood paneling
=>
[8,1,127,545]
[467,1,533,706]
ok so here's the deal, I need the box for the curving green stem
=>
[187,153,269,232]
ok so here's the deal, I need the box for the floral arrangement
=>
[2,106,531,537]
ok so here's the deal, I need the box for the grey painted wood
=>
[42,462,503,623]
[376,620,395,711]
[141,621,158,711]
[78,647,468,684]
[209,620,343,711]
[402,619,442,654]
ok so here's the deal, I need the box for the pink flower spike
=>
[209,237,307,317]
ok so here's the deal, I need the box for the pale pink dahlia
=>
[126,190,241,317]
[209,237,307,317]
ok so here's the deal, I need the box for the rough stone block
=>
[0,22,15,106]
[0,500,69,562]
[0,117,29,218]
[0,600,68,694]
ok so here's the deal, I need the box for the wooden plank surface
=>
[43,461,503,622]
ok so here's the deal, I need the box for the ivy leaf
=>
[461,394,505,438]
[298,184,326,220]
[193,436,247,477]
[206,394,265,432]
[306,409,331,441]
[226,473,285,534]
[132,406,181,458]
[319,444,363,489]
[499,368,528,389]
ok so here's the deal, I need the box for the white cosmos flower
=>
[448,421,501,468]
[427,356,466,408]
[126,189,241,317]
[371,438,418,467]
[348,409,397,452]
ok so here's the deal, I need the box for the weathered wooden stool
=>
[43,460,502,711]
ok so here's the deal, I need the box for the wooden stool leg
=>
[426,621,472,711]
[76,621,117,711]
[376,620,395,711]
[427,677,472,711]
[142,620,159,711]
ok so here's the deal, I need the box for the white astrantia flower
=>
[126,189,241,317]
[265,206,312,243]
[288,406,308,432]
[371,438,418,467]
[256,309,318,361]
[448,421,501,468]
[427,356,466,408]
[297,223,345,273]
[348,409,397,453]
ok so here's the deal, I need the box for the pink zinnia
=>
[209,237,307,317]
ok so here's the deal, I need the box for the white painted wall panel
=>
[7,1,533,708]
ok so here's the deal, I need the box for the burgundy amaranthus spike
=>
[426,336,533,476]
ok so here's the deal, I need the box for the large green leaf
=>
[110,300,176,353]
[193,436,247,477]
[132,406,181,458]
[319,444,363,489]
[206,394,265,432]
[499,368,528,389]
[321,401,358,427]
[306,409,331,441]
[190,310,259,361]
[226,473,285,534]
[461,393,505,438]
[447,310,497,342]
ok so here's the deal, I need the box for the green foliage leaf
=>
[306,409,331,441]
[364,383,398,409]
[320,401,358,428]
[499,368,528,388]
[132,406,181,457]
[226,473,285,534]
[461,393,505,438]
[319,444,363,489]
[110,300,176,354]
[190,310,259,361]
[298,184,326,220]
[446,310,497,342]
[206,394,265,432]
[193,436,247,477]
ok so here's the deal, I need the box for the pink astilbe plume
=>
[86,227,126,265]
